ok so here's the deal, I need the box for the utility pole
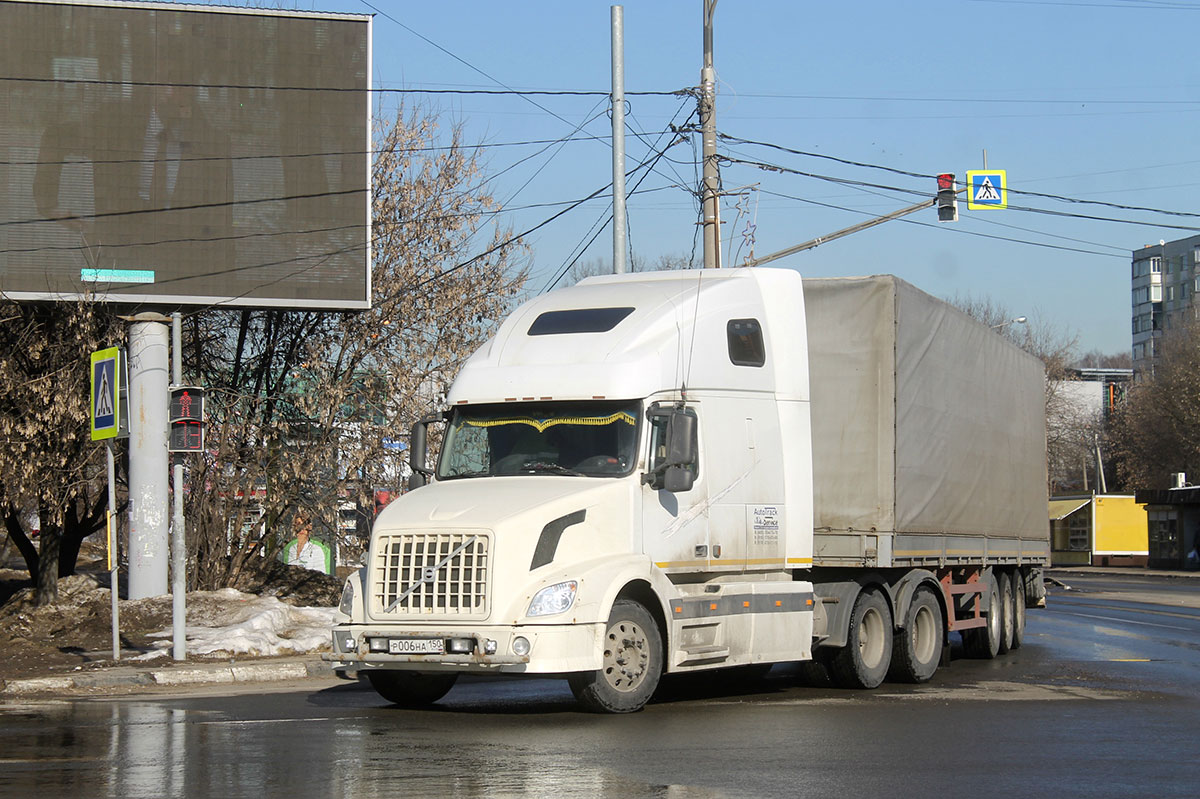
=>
[612,5,627,274]
[700,0,721,269]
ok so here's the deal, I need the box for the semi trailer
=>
[327,268,1049,712]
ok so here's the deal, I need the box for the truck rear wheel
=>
[997,571,1015,654]
[887,586,943,683]
[963,572,1002,659]
[367,670,458,708]
[829,588,893,689]
[1011,570,1026,649]
[569,599,663,713]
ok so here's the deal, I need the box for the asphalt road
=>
[1,572,1196,799]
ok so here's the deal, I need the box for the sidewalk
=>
[0,653,342,698]
[1047,565,1200,579]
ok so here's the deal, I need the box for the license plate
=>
[388,638,444,655]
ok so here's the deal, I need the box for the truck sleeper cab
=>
[327,269,1048,713]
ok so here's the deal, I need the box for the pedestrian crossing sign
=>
[90,347,120,441]
[966,170,1007,210]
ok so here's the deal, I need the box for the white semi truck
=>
[328,269,1049,712]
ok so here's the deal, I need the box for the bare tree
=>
[180,106,529,590]
[565,252,699,286]
[1076,349,1133,370]
[0,300,122,604]
[1110,318,1200,489]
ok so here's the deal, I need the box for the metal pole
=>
[107,441,120,661]
[171,312,186,660]
[700,0,721,269]
[611,6,627,275]
[127,315,170,598]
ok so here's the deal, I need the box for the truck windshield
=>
[437,401,640,479]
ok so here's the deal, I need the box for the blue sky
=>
[234,0,1200,356]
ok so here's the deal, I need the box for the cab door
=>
[639,404,711,572]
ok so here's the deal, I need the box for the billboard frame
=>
[0,0,373,310]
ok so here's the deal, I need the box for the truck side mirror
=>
[666,410,696,467]
[664,464,695,493]
[663,410,697,493]
[408,412,444,490]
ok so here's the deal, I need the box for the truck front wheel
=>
[830,588,893,689]
[887,586,943,683]
[569,599,663,713]
[367,670,458,708]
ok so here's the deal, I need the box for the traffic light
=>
[168,386,205,453]
[936,173,958,222]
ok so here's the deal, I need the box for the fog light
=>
[368,638,388,653]
[512,636,531,656]
[343,637,356,652]
[484,639,498,655]
[447,638,475,655]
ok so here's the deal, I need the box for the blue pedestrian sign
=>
[90,347,121,441]
[966,170,1007,210]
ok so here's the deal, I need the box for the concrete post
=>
[128,316,170,598]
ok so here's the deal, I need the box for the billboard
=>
[0,0,371,308]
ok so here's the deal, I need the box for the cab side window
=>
[727,318,765,367]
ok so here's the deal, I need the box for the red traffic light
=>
[937,173,955,191]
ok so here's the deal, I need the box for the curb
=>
[1047,567,1200,580]
[1,657,335,697]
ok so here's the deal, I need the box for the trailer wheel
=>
[887,587,943,683]
[569,599,663,713]
[1011,570,1026,650]
[367,670,458,708]
[829,588,893,689]
[997,571,1015,654]
[963,572,1002,659]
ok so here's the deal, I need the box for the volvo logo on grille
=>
[422,567,437,582]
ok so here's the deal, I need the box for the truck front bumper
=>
[324,621,605,674]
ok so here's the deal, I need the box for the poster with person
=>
[283,512,333,574]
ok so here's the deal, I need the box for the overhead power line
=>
[0,74,684,97]
[722,132,1200,220]
[757,188,1127,259]
[0,134,621,168]
[720,153,1200,231]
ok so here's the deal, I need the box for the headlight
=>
[339,577,356,616]
[527,580,578,617]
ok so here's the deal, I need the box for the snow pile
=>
[134,588,345,661]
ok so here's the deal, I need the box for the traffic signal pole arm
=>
[741,176,963,268]
[741,195,935,268]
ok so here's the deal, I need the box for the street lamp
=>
[990,316,1027,330]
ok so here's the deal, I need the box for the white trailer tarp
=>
[803,275,1049,543]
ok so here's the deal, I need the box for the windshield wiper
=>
[521,461,584,477]
[444,469,491,480]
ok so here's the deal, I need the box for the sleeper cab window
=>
[727,318,765,367]
[528,307,635,336]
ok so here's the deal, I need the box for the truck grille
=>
[372,532,490,617]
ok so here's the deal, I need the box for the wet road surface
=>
[2,573,1196,798]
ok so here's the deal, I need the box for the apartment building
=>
[1131,234,1200,376]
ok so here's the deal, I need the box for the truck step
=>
[676,645,730,666]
